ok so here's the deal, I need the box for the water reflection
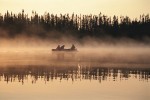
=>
[0,65,150,84]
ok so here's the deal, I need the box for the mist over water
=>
[0,36,150,67]
[0,31,149,100]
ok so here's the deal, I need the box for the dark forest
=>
[0,10,150,40]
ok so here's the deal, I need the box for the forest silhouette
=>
[0,10,150,40]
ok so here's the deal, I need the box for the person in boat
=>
[56,45,61,50]
[60,45,65,50]
[70,44,76,50]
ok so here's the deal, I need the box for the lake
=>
[0,65,150,100]
[0,47,150,100]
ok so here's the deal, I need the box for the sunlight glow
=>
[0,0,150,18]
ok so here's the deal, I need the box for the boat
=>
[52,48,77,52]
[52,44,78,52]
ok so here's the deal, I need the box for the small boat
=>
[52,48,77,52]
[52,44,78,52]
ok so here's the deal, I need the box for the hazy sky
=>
[0,0,150,18]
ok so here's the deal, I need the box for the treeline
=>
[0,10,150,39]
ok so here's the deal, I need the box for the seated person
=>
[71,44,76,50]
[56,45,61,50]
[60,45,65,50]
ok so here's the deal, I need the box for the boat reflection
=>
[0,65,150,84]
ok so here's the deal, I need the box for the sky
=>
[0,0,150,19]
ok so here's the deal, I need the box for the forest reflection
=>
[0,65,149,84]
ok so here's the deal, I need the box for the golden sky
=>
[0,0,150,18]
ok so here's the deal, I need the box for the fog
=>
[0,35,150,68]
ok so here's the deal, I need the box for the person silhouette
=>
[71,44,76,50]
[60,45,65,50]
[56,45,61,50]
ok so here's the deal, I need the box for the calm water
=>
[0,47,150,100]
[0,65,150,100]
